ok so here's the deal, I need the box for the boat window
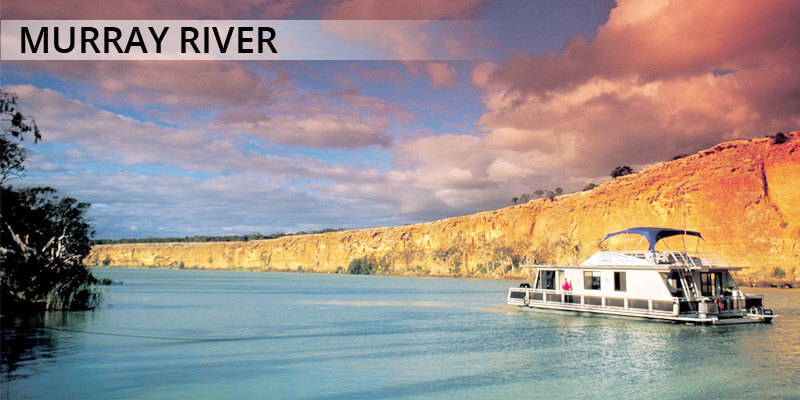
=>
[614,272,626,292]
[700,272,723,296]
[662,271,684,298]
[537,270,556,290]
[720,272,736,295]
[583,271,601,290]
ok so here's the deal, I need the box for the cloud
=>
[359,66,406,87]
[27,170,360,238]
[425,62,459,87]
[219,113,394,149]
[1,0,313,19]
[490,0,800,95]
[8,84,402,237]
[212,77,413,149]
[322,0,482,20]
[6,0,799,238]
[360,0,800,217]
[10,61,411,151]
[7,84,333,177]
[9,61,276,112]
[468,0,800,179]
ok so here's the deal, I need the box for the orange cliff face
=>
[88,133,800,285]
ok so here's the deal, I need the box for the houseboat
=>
[507,227,776,325]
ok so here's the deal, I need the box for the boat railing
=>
[621,250,726,268]
[507,287,679,315]
[508,287,754,316]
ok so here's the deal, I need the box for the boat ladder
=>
[678,268,697,300]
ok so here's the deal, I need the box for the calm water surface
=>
[2,268,799,399]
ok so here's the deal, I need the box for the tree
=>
[772,132,788,145]
[532,188,562,201]
[1,89,101,311]
[1,187,100,310]
[1,90,41,185]
[671,154,689,160]
[610,165,635,179]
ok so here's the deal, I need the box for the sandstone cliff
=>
[88,133,800,285]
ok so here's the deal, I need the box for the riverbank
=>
[94,264,800,289]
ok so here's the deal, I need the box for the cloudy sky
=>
[2,0,799,239]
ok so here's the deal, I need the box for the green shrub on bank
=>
[347,257,374,275]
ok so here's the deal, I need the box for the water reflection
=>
[1,311,91,378]
[510,296,800,399]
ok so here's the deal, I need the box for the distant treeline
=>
[92,228,345,245]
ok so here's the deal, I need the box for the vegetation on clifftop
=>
[92,228,345,245]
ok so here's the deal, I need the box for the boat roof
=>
[602,227,703,252]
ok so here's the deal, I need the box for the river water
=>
[2,268,799,399]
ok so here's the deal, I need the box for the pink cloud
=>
[4,0,483,21]
[8,84,296,174]
[425,62,458,87]
[322,0,482,20]
[359,66,406,87]
[212,78,413,149]
[11,61,275,111]
[1,0,312,19]
[364,0,800,215]
[490,0,800,95]
[221,113,394,149]
[469,0,800,179]
[11,84,396,192]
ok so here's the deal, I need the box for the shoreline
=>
[89,264,799,288]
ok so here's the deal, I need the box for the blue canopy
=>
[602,227,703,252]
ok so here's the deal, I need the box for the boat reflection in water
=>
[508,227,776,325]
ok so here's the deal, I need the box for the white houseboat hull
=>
[507,287,775,325]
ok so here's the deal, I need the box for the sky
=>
[1,0,799,239]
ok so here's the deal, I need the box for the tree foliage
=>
[1,90,41,185]
[771,132,788,145]
[671,153,689,161]
[512,187,570,205]
[1,89,100,311]
[610,165,635,179]
[1,187,100,311]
